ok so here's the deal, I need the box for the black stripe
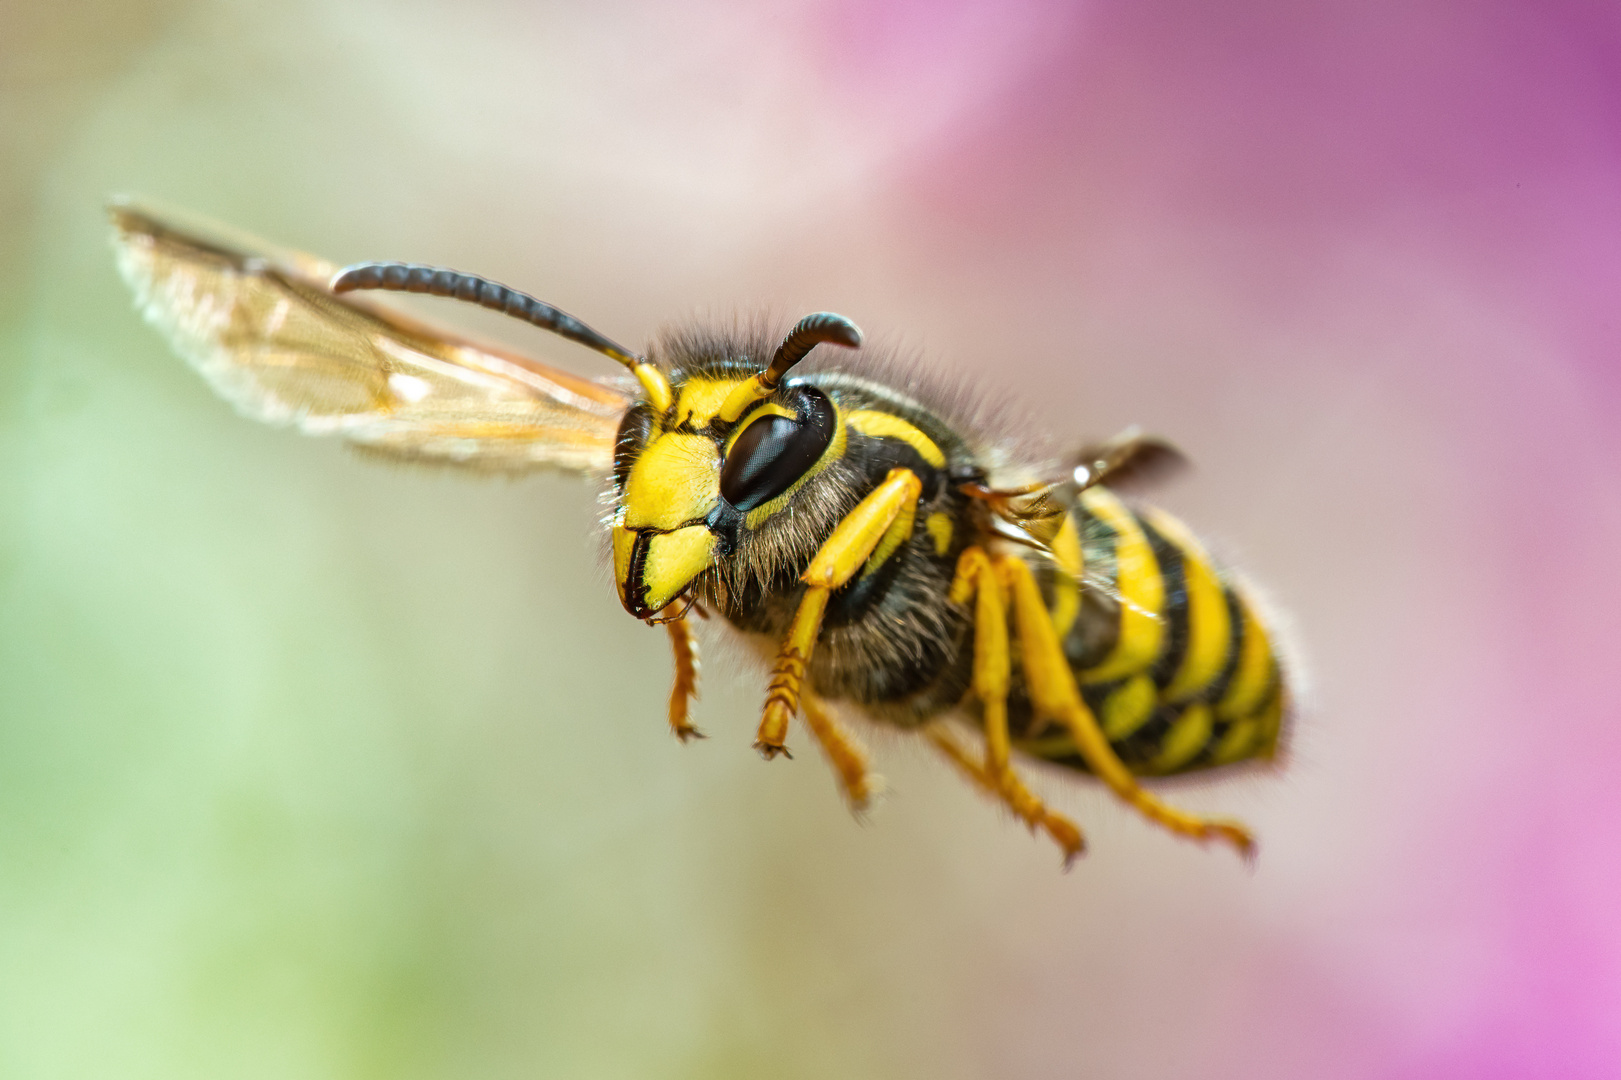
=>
[1044,680,1169,773]
[1138,515,1189,690]
[1192,667,1284,771]
[1204,585,1248,706]
[1114,702,1180,769]
[842,430,944,501]
[1045,696,1182,773]
[1250,667,1283,726]
[1187,718,1229,771]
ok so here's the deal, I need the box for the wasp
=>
[109,200,1290,866]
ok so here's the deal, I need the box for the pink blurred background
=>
[3,2,1620,1077]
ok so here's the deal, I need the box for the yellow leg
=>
[664,616,704,743]
[801,692,881,812]
[993,551,1255,859]
[755,587,827,759]
[928,725,1085,868]
[943,549,1086,866]
[755,467,924,759]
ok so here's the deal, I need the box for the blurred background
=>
[3,1,1620,1077]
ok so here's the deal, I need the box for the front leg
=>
[663,616,704,742]
[754,467,924,758]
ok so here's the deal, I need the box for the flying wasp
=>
[109,200,1291,865]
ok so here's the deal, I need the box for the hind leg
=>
[928,725,1084,868]
[992,550,1254,859]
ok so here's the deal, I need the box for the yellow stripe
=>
[1145,509,1233,702]
[845,410,946,467]
[1048,513,1083,638]
[1210,718,1258,765]
[1216,594,1274,720]
[1101,674,1156,740]
[925,512,952,556]
[1078,488,1164,683]
[1148,703,1212,774]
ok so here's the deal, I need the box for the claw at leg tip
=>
[848,774,887,816]
[1208,822,1257,864]
[1057,835,1086,870]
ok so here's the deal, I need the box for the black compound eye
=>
[719,388,835,511]
[613,403,653,492]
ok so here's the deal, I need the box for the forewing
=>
[109,201,632,474]
[1071,428,1189,495]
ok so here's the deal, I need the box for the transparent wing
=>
[109,200,632,474]
[976,429,1190,551]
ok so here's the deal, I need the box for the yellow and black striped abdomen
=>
[1014,486,1289,776]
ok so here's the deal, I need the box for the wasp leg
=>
[755,467,924,759]
[940,548,1085,865]
[800,691,881,812]
[664,616,704,742]
[992,551,1255,859]
[927,725,1084,867]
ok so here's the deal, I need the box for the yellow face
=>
[612,430,723,618]
[610,375,842,619]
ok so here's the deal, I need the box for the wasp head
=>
[610,314,860,620]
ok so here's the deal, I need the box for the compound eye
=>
[613,403,653,492]
[719,388,835,511]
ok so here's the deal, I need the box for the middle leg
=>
[942,547,1085,865]
[801,691,881,812]
[993,550,1255,859]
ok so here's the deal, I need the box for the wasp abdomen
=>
[1015,489,1288,776]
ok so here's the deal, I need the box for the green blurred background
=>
[5,2,1621,1078]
